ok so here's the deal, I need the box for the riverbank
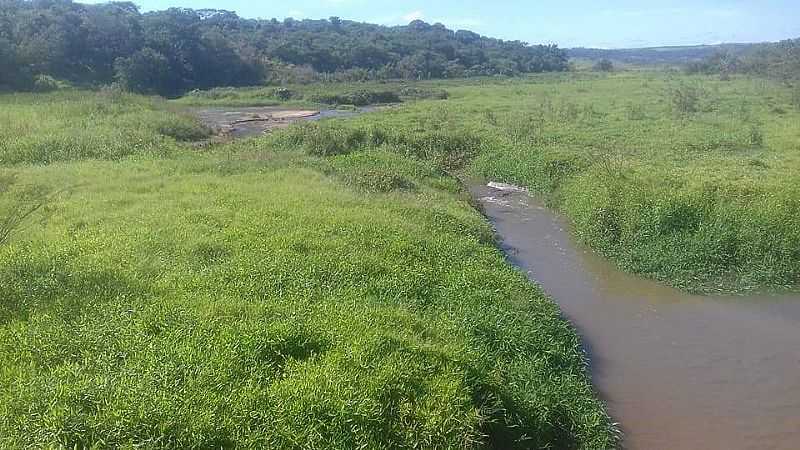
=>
[473,181,800,450]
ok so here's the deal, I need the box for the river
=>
[471,182,800,450]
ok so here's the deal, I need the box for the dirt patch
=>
[190,106,381,142]
[192,107,322,139]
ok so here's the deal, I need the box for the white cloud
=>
[402,11,425,22]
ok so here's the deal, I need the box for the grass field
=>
[0,91,616,448]
[2,70,798,448]
[0,91,209,165]
[270,72,800,293]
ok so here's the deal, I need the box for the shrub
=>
[593,59,614,72]
[281,123,369,156]
[311,90,401,106]
[398,86,450,100]
[273,87,295,101]
[114,48,173,96]
[156,115,212,142]
[32,75,60,93]
[748,125,765,147]
[669,83,704,115]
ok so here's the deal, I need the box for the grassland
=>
[0,91,209,165]
[0,91,616,448]
[3,69,798,448]
[267,72,800,293]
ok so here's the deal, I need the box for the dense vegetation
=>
[686,39,800,83]
[0,0,567,96]
[250,72,799,293]
[0,90,616,449]
[173,81,450,107]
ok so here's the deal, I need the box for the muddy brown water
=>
[472,182,800,450]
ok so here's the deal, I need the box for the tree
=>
[2,2,571,93]
[114,47,172,95]
[398,51,448,79]
[594,59,614,72]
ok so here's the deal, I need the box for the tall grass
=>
[257,72,800,292]
[173,80,450,107]
[0,90,209,165]
[0,156,616,449]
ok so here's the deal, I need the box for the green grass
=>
[5,69,797,448]
[0,90,210,165]
[0,94,616,448]
[264,72,800,293]
[172,81,450,108]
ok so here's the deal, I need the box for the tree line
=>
[0,1,569,96]
[686,39,800,83]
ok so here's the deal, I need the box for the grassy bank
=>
[172,81,450,108]
[0,90,210,165]
[0,94,616,448]
[271,72,800,293]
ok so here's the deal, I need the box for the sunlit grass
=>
[273,72,800,292]
[0,154,615,448]
[0,90,209,164]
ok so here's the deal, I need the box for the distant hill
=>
[567,43,761,66]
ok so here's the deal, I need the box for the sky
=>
[82,0,800,48]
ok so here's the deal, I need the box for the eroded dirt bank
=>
[472,182,800,450]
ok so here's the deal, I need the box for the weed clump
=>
[0,174,52,246]
[310,89,400,106]
[398,86,450,100]
[669,82,704,115]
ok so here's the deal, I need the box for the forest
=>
[0,0,568,96]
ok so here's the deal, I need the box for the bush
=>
[280,123,369,156]
[593,59,614,72]
[669,83,704,115]
[748,125,765,147]
[273,87,295,101]
[398,86,450,100]
[156,115,212,142]
[310,90,401,106]
[32,75,60,93]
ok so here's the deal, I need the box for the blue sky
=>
[83,1,800,48]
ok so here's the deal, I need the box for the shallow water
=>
[472,182,800,450]
[191,106,380,139]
